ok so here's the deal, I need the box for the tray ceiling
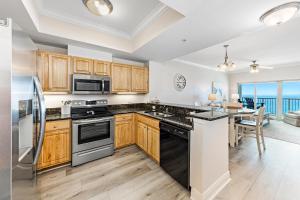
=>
[36,0,167,38]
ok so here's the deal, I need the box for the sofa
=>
[283,111,300,127]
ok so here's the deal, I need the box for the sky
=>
[241,82,300,97]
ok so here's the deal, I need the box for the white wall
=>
[148,60,229,106]
[68,45,112,61]
[229,65,300,95]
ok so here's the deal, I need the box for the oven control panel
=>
[71,100,108,107]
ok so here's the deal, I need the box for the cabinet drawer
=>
[136,114,159,129]
[147,118,160,129]
[115,113,133,122]
[45,120,70,132]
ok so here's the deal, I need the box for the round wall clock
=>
[174,73,186,90]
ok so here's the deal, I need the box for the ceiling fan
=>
[249,60,273,73]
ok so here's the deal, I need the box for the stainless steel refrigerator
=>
[0,18,46,200]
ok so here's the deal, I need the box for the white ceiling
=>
[36,0,165,38]
[178,14,300,72]
[1,0,300,71]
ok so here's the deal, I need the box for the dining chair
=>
[235,107,266,155]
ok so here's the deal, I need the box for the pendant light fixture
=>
[82,0,113,16]
[217,45,236,72]
[260,2,300,26]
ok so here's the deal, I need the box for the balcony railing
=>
[241,97,300,115]
[283,98,300,113]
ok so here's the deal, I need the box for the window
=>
[282,81,300,113]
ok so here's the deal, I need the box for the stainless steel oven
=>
[71,100,114,166]
[72,74,111,95]
[72,117,114,166]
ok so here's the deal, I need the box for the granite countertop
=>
[45,103,223,128]
[190,111,229,121]
[46,114,71,121]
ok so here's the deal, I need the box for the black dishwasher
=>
[160,121,190,190]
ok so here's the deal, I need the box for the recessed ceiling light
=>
[82,0,113,16]
[260,2,300,26]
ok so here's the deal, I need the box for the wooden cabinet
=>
[38,120,71,170]
[111,63,132,93]
[37,51,71,92]
[115,114,134,149]
[37,51,149,94]
[135,114,160,162]
[72,56,93,74]
[136,121,148,152]
[94,60,111,76]
[147,126,160,162]
[132,66,148,93]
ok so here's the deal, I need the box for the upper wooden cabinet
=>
[37,51,149,94]
[111,63,132,93]
[111,63,149,93]
[132,66,149,93]
[72,56,93,74]
[94,60,111,76]
[37,51,71,92]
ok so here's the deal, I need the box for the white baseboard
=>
[190,171,231,200]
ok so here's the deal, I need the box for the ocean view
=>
[241,95,300,114]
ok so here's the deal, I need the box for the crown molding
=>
[38,6,131,39]
[130,3,168,37]
[35,0,169,40]
[173,59,218,71]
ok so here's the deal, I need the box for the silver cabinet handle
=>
[33,76,46,165]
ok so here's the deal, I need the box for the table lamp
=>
[208,93,217,106]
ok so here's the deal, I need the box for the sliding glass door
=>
[256,82,277,115]
[239,80,300,118]
[282,81,300,113]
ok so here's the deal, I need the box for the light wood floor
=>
[215,137,300,200]
[36,146,190,200]
[35,137,300,200]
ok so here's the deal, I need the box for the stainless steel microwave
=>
[72,74,111,95]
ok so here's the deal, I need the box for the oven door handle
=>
[73,117,114,125]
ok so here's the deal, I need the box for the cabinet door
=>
[115,119,133,149]
[132,66,148,93]
[147,127,160,162]
[48,54,71,92]
[136,122,148,152]
[111,63,132,93]
[94,60,111,76]
[38,128,70,170]
[73,57,93,74]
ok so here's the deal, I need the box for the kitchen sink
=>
[144,111,173,118]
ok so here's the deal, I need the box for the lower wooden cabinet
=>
[38,120,71,170]
[135,114,160,162]
[114,113,160,163]
[147,126,160,162]
[136,121,148,152]
[115,114,134,149]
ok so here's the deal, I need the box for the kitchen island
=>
[190,111,230,200]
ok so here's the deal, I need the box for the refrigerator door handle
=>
[33,76,46,165]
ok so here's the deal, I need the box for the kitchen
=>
[2,0,300,200]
